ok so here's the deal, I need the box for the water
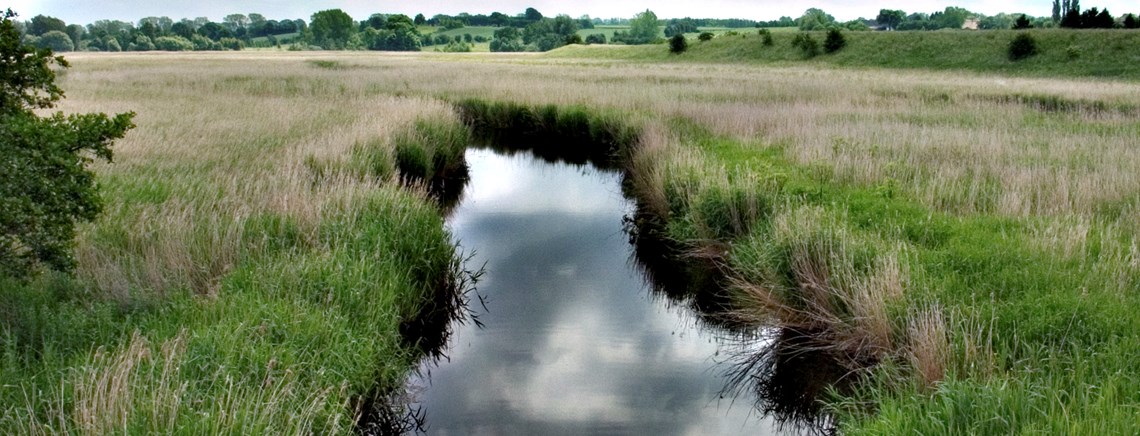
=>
[412,148,787,435]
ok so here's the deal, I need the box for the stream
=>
[409,148,798,435]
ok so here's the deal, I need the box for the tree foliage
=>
[613,9,659,45]
[798,8,836,31]
[0,9,135,279]
[309,9,354,49]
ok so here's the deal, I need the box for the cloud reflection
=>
[416,148,783,435]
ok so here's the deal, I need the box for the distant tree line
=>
[16,3,1140,55]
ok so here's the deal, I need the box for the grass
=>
[4,46,1140,433]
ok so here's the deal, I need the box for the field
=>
[4,43,1140,433]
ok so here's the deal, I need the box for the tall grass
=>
[5,49,1140,433]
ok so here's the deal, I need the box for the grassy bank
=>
[5,51,1140,433]
[551,29,1140,80]
[1,55,472,432]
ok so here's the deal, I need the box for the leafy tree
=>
[668,34,687,53]
[664,18,698,37]
[1052,0,1062,22]
[36,31,73,51]
[798,8,835,31]
[628,9,660,42]
[823,28,845,53]
[876,9,905,30]
[1008,32,1038,61]
[1124,14,1139,29]
[490,26,523,52]
[28,14,66,36]
[522,15,579,51]
[584,33,606,44]
[366,14,421,51]
[65,24,85,48]
[0,9,135,279]
[414,13,426,26]
[223,14,249,33]
[524,7,543,22]
[170,21,194,39]
[130,35,155,51]
[310,9,354,49]
[198,22,232,41]
[1013,14,1033,29]
[698,32,713,41]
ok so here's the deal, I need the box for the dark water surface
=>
[412,148,786,435]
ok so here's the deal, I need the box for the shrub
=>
[823,29,846,53]
[791,33,820,58]
[669,34,687,53]
[35,30,72,52]
[153,36,193,51]
[1008,32,1038,61]
[758,28,774,46]
[698,32,714,42]
[585,33,606,45]
[473,35,488,43]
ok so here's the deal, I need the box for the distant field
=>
[552,28,1140,80]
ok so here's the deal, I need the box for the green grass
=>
[551,29,1140,80]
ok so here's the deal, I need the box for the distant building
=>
[962,18,980,30]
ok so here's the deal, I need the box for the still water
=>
[413,148,786,435]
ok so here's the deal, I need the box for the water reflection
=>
[413,148,787,435]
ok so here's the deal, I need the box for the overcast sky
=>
[8,0,1138,25]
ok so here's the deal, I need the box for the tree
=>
[876,9,905,30]
[490,26,523,52]
[1052,0,1062,22]
[584,33,606,44]
[0,9,135,279]
[223,14,249,33]
[1125,14,1139,29]
[628,9,660,42]
[310,9,354,49]
[698,31,713,41]
[1013,14,1032,29]
[28,14,66,36]
[36,30,72,51]
[798,8,835,31]
[414,13,426,26]
[524,7,543,22]
[668,34,687,53]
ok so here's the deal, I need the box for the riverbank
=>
[4,51,1139,433]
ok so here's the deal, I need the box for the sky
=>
[7,0,1139,25]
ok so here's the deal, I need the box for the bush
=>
[698,32,714,42]
[473,35,488,43]
[791,33,820,58]
[0,10,135,279]
[585,33,606,45]
[823,29,846,53]
[758,28,774,46]
[1008,32,1038,61]
[154,36,193,51]
[669,34,687,54]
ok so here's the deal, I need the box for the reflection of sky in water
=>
[417,149,783,435]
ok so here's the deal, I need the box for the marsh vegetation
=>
[4,48,1140,433]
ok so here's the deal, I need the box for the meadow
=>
[3,43,1140,433]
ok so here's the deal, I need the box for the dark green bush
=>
[1008,32,1038,61]
[698,32,714,42]
[669,34,687,54]
[758,28,774,46]
[823,29,846,53]
[791,33,820,58]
